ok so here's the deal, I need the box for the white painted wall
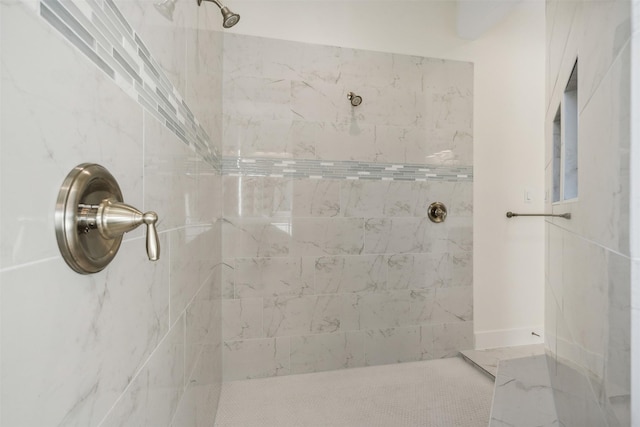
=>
[227,0,546,348]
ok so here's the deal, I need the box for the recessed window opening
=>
[552,59,578,204]
[552,107,561,203]
[563,61,578,200]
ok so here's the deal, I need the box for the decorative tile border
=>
[38,0,473,183]
[223,157,473,182]
[38,0,220,168]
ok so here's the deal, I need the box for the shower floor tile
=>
[214,357,493,427]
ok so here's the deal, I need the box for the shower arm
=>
[198,0,223,7]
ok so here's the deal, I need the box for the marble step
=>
[486,352,616,426]
[459,344,545,380]
[489,355,559,426]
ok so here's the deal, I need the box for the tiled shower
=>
[220,34,474,380]
[544,1,635,425]
[2,0,637,425]
[1,0,224,424]
[1,0,473,423]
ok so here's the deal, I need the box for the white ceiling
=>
[456,0,523,39]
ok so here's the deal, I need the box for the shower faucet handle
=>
[56,163,160,274]
[144,212,160,261]
[77,200,160,261]
[427,202,447,223]
[92,200,160,261]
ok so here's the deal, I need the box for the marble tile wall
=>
[1,1,223,425]
[632,3,640,422]
[223,34,473,165]
[545,0,633,425]
[221,34,474,380]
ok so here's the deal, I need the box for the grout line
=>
[578,38,631,117]
[546,219,633,260]
[96,317,180,427]
[0,255,62,273]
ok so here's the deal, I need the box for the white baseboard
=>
[475,326,544,350]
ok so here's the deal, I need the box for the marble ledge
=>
[489,355,559,427]
[460,344,545,379]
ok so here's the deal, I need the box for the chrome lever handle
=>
[143,211,160,261]
[79,200,160,261]
[104,201,160,261]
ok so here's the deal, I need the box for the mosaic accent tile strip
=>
[223,157,474,182]
[38,0,220,168]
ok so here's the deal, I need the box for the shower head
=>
[347,92,362,107]
[220,6,240,28]
[197,0,240,28]
[154,0,177,21]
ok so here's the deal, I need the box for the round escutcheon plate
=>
[427,202,447,223]
[55,163,124,274]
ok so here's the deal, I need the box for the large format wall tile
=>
[223,337,291,380]
[578,0,630,113]
[185,269,222,385]
[222,298,264,340]
[1,239,169,426]
[115,0,188,95]
[170,225,217,323]
[315,255,387,294]
[344,290,418,330]
[171,343,222,427]
[430,321,474,359]
[291,217,365,256]
[364,326,424,365]
[341,181,422,218]
[234,257,315,298]
[364,218,447,254]
[290,332,365,374]
[222,217,293,258]
[223,33,473,164]
[569,45,630,255]
[185,20,224,146]
[221,34,473,380]
[100,318,185,427]
[387,253,448,289]
[0,1,143,268]
[1,0,223,425]
[546,1,633,424]
[263,295,344,337]
[144,115,198,230]
[293,180,341,217]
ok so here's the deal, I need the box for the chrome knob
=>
[427,202,447,223]
[56,163,161,274]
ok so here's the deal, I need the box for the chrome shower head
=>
[197,0,240,28]
[154,0,177,21]
[347,92,362,107]
[220,6,240,28]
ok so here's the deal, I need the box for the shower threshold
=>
[460,344,545,380]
